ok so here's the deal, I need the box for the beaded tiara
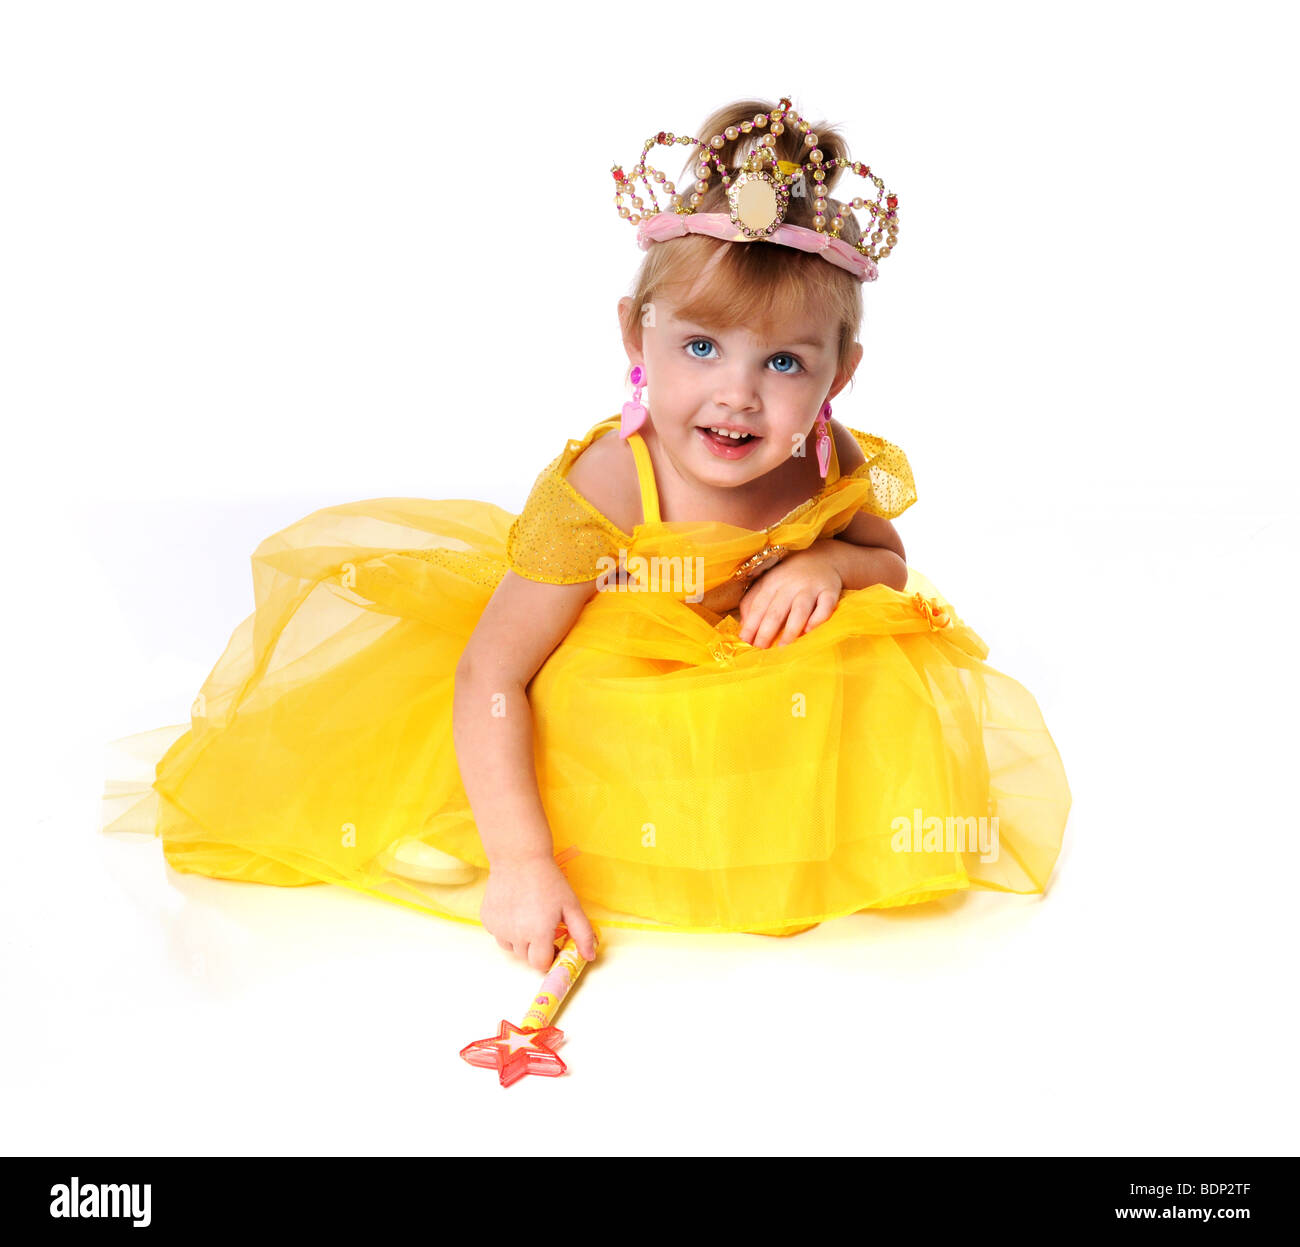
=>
[611,96,899,283]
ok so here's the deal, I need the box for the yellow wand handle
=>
[519,922,600,1031]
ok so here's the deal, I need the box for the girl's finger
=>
[738,588,767,642]
[751,599,788,650]
[778,594,817,646]
[526,940,552,972]
[563,905,599,961]
[803,589,838,633]
[739,599,766,646]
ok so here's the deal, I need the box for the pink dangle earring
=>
[814,400,832,478]
[620,365,647,439]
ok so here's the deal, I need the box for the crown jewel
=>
[610,96,899,282]
[728,145,793,238]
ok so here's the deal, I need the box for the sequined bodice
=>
[501,415,918,594]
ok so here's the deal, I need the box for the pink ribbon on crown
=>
[636,211,878,282]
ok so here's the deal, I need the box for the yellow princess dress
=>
[101,414,1071,935]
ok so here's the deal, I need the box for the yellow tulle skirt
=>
[102,496,1071,935]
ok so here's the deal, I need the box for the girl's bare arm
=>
[453,569,604,968]
[454,436,637,967]
[453,569,599,869]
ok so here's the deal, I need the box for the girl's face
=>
[619,290,860,493]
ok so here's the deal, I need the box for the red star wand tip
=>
[459,1019,567,1087]
[461,911,598,1086]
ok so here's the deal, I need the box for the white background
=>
[3,0,1297,1156]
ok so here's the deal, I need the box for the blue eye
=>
[685,338,804,374]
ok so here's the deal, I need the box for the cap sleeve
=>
[843,429,918,519]
[506,451,628,585]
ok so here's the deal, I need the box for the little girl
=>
[103,95,1070,974]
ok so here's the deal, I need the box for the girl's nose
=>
[712,368,761,411]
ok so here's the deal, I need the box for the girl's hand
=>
[480,855,599,971]
[738,540,843,649]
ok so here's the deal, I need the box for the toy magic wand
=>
[459,920,601,1087]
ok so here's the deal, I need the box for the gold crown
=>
[610,96,899,264]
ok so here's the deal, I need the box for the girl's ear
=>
[827,341,864,400]
[618,297,645,370]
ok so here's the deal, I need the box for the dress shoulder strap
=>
[624,430,661,526]
[619,423,838,526]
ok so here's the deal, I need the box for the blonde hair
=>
[619,96,865,388]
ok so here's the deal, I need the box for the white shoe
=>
[382,838,478,885]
